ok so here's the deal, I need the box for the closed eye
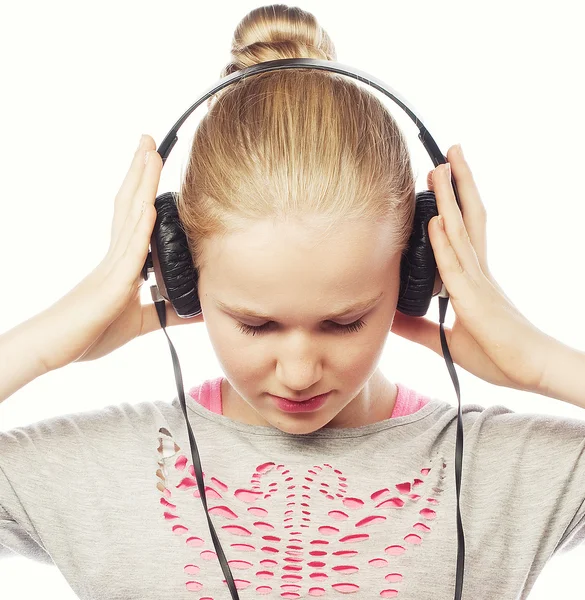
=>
[235,318,367,336]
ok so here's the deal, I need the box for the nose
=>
[275,332,323,393]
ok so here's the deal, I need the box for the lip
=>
[270,391,331,413]
[272,392,330,403]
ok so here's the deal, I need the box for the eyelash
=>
[235,318,367,336]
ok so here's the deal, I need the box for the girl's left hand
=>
[390,145,551,394]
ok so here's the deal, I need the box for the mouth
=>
[270,392,330,403]
[269,392,331,413]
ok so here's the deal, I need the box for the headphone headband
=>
[156,57,451,175]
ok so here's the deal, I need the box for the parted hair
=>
[177,4,416,273]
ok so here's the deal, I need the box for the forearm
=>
[537,334,585,410]
[0,313,50,404]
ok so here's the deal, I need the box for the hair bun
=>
[220,4,337,78]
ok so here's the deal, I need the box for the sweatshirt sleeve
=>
[0,407,116,566]
[0,466,53,563]
[461,404,585,561]
[0,399,165,574]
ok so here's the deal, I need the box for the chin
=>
[271,416,331,435]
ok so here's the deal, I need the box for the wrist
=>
[0,314,49,403]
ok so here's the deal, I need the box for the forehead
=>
[198,217,399,303]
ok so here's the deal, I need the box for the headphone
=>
[141,57,465,600]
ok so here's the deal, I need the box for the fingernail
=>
[444,162,451,177]
[456,143,464,158]
[438,215,444,230]
[144,151,151,165]
[137,134,146,150]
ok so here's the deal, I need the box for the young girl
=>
[1,4,585,599]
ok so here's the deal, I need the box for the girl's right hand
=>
[39,134,204,373]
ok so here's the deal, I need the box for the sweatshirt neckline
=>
[183,393,448,438]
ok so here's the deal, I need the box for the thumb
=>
[390,310,448,357]
[140,300,204,336]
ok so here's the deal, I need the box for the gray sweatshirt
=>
[1,378,585,599]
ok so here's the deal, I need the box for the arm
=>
[536,334,585,410]
[0,312,50,404]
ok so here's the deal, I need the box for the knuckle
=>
[149,150,161,166]
[456,221,469,241]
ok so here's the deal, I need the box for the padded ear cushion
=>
[150,192,201,318]
[397,190,439,317]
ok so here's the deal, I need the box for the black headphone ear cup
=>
[148,190,437,319]
[397,190,439,317]
[150,192,201,318]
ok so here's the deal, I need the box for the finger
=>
[427,170,434,190]
[140,300,204,336]
[111,147,162,258]
[432,163,484,282]
[108,193,157,290]
[110,135,157,244]
[428,211,482,307]
[445,145,488,272]
[391,311,450,357]
[429,211,517,330]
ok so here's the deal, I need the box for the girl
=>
[1,4,585,599]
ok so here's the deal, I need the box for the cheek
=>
[204,316,266,381]
[334,328,387,380]
[333,303,395,381]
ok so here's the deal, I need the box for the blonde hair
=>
[177,4,416,274]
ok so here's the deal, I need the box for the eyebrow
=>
[214,291,384,322]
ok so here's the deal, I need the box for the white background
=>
[1,0,584,597]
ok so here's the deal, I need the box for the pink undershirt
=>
[187,378,430,419]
